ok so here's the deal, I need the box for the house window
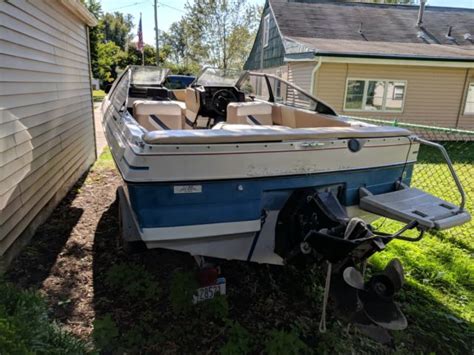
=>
[464,83,474,115]
[263,15,270,47]
[344,79,407,112]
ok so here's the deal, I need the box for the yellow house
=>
[244,0,474,130]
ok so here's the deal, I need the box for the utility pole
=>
[154,0,160,66]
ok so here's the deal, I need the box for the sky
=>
[99,0,474,45]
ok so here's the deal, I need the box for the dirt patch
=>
[6,169,120,339]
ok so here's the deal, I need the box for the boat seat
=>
[279,105,351,128]
[133,100,183,131]
[172,89,187,102]
[227,102,274,125]
[185,88,200,120]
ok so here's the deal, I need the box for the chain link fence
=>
[352,117,473,240]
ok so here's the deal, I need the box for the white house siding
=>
[0,0,95,267]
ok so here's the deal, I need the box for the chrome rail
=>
[413,137,467,211]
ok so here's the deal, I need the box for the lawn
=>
[369,142,474,351]
[3,144,473,354]
[93,89,106,102]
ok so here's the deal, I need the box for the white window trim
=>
[263,14,270,48]
[463,81,474,116]
[343,78,408,113]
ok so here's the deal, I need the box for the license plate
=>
[193,278,226,304]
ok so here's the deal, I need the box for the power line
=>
[109,0,150,12]
[108,0,185,14]
[157,1,186,13]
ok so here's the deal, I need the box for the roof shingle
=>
[269,0,474,60]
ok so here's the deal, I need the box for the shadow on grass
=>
[396,281,473,353]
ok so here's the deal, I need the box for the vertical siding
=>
[287,62,314,93]
[314,62,347,111]
[315,62,471,129]
[0,0,95,259]
[244,2,286,70]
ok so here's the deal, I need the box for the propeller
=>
[342,259,407,330]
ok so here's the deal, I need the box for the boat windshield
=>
[131,66,169,86]
[195,68,243,86]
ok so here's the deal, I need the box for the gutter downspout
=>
[85,26,97,161]
[310,57,323,96]
[455,69,470,128]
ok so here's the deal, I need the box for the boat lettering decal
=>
[173,185,203,194]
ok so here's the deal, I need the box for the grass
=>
[84,147,116,187]
[369,142,474,352]
[0,280,89,354]
[93,90,106,102]
[92,147,115,171]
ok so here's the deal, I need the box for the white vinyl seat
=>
[184,88,200,129]
[133,100,183,131]
[226,101,274,126]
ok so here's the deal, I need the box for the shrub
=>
[264,329,311,355]
[92,314,119,352]
[105,263,160,301]
[169,270,199,314]
[198,293,229,321]
[220,321,253,355]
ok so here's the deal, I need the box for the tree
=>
[101,12,134,51]
[183,0,260,69]
[162,19,190,65]
[121,43,156,66]
[85,0,103,79]
[97,41,125,82]
[165,62,201,76]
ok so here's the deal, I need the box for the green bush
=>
[198,293,229,321]
[0,281,89,354]
[220,321,253,355]
[105,263,160,301]
[169,270,199,314]
[264,330,311,355]
[92,314,119,352]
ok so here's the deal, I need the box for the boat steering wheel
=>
[211,89,238,116]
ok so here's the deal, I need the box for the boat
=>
[101,66,470,330]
